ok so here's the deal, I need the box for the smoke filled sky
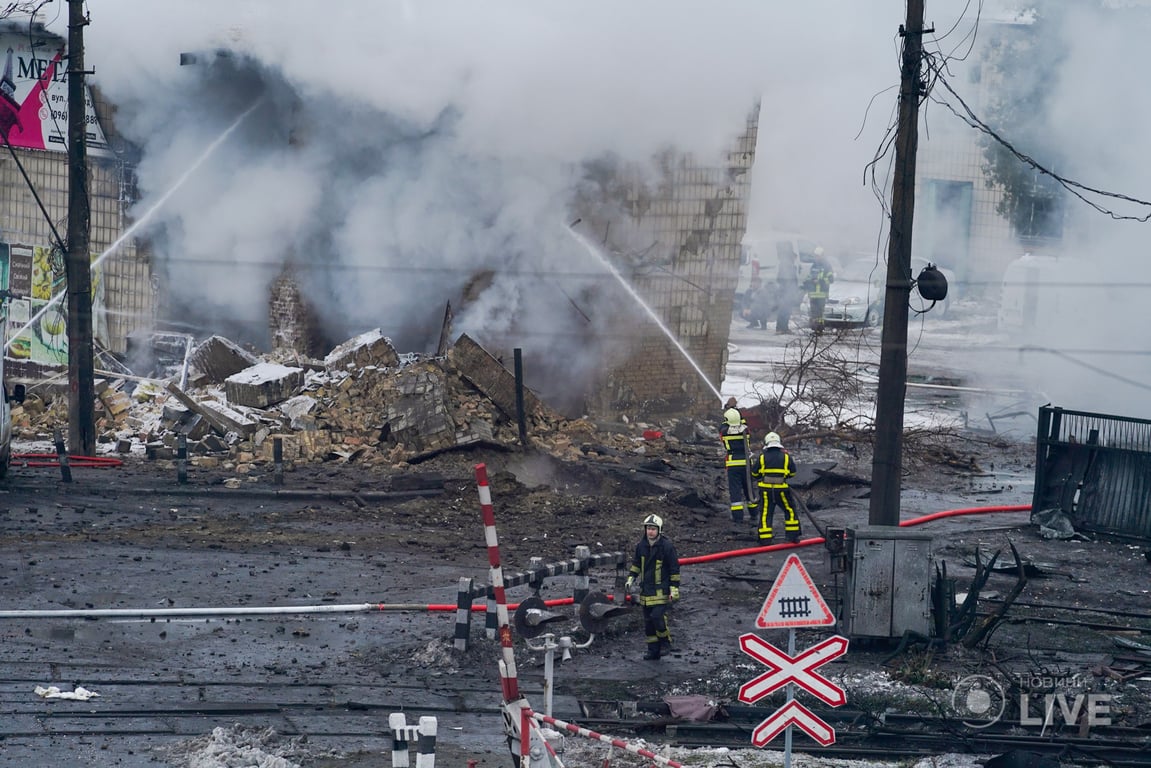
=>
[44,1,1151,416]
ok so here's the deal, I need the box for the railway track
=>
[572,703,1151,766]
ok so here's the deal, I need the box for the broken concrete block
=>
[324,328,399,372]
[98,389,133,418]
[190,336,259,384]
[201,433,229,453]
[279,394,318,430]
[224,363,304,409]
[145,442,175,460]
[178,414,211,441]
[450,333,545,420]
[198,400,258,437]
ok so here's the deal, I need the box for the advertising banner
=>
[1,242,107,366]
[0,27,110,156]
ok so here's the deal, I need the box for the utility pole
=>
[65,0,95,457]
[869,0,926,526]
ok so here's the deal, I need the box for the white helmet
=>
[724,408,741,428]
[643,514,664,532]
[764,432,783,449]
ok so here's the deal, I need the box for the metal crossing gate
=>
[1034,405,1151,539]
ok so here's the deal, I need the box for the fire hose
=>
[12,453,124,469]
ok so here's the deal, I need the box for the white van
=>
[997,253,1095,332]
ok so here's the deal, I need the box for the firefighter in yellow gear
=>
[751,432,802,544]
[720,401,753,524]
[804,250,834,329]
[626,514,681,660]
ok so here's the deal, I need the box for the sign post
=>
[739,554,848,763]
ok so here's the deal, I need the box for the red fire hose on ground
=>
[680,504,1032,565]
[12,453,124,469]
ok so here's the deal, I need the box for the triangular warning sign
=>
[755,554,835,629]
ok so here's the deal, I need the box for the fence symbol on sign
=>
[755,553,835,629]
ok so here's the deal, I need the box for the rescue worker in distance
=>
[751,432,802,544]
[720,401,753,525]
[626,514,681,660]
[804,248,834,329]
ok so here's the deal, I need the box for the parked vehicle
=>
[823,257,884,327]
[823,255,955,327]
[997,252,1094,332]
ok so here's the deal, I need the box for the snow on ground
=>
[721,297,1042,440]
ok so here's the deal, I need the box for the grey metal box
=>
[841,526,933,639]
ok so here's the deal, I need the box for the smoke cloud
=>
[55,1,1148,418]
[58,1,906,409]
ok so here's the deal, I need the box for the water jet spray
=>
[4,98,266,353]
[566,221,723,404]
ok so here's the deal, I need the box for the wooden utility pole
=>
[869,0,926,526]
[65,0,95,456]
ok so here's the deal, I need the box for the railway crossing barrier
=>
[388,712,437,768]
[452,545,628,651]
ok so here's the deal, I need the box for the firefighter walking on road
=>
[627,514,681,660]
[751,432,802,544]
[720,399,753,525]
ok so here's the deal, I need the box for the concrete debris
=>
[225,363,304,409]
[15,330,681,470]
[323,327,399,371]
[451,333,544,420]
[189,335,260,383]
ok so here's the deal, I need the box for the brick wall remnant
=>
[269,268,326,358]
[449,334,544,421]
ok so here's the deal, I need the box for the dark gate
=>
[1033,406,1151,539]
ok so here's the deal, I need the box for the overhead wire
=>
[927,59,1151,222]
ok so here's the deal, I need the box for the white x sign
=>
[737,633,848,707]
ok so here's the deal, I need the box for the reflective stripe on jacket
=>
[629,535,681,607]
[752,449,795,489]
[721,429,750,467]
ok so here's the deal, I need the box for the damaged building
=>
[1,22,760,461]
[0,23,153,378]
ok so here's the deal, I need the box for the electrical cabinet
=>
[840,526,933,639]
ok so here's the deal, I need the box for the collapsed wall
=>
[11,329,691,470]
[572,107,759,421]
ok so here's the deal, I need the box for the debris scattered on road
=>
[34,685,100,700]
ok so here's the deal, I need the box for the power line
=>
[927,57,1151,222]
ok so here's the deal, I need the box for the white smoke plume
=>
[52,1,907,407]
[54,1,1151,418]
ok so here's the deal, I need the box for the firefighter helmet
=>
[643,514,664,532]
[724,408,741,428]
[764,432,783,449]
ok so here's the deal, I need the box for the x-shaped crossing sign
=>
[738,633,848,707]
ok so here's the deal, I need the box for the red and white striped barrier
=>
[530,710,683,768]
[476,463,520,703]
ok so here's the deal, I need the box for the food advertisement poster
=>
[1,242,107,366]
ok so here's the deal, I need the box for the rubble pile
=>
[11,330,682,469]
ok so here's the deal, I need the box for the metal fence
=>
[1033,405,1151,539]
